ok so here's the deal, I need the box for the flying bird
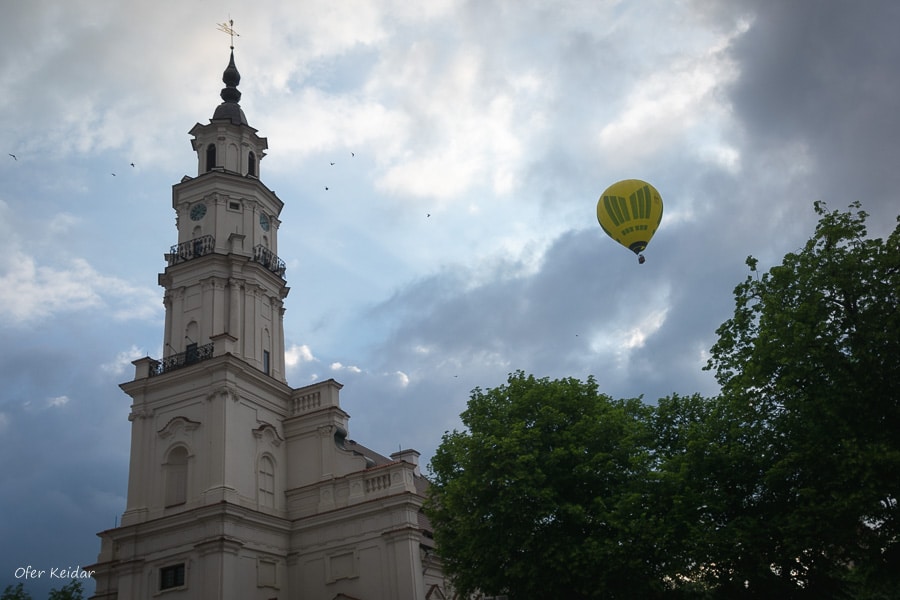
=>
[351,152,355,157]
[325,186,329,191]
[8,153,16,160]
[330,162,335,166]
[130,162,135,167]
[111,173,116,176]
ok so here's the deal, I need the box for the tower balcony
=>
[165,236,284,277]
[168,235,215,266]
[253,245,286,277]
[148,342,214,376]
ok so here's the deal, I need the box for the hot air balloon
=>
[596,179,663,263]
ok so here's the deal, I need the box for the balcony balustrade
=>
[254,245,286,277]
[149,343,214,376]
[165,237,284,277]
[168,235,215,266]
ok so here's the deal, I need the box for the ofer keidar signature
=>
[14,565,94,579]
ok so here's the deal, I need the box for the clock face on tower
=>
[259,213,270,231]
[190,203,207,221]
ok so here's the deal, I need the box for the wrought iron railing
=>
[254,245,286,277]
[168,235,215,266]
[149,343,214,376]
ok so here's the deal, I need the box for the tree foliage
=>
[0,581,82,600]
[427,203,899,599]
[427,372,661,599]
[703,201,900,597]
[48,581,83,600]
[0,584,32,600]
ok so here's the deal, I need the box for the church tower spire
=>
[212,49,247,125]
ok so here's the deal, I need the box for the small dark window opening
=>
[248,151,257,177]
[160,563,185,590]
[206,144,216,172]
[185,343,199,364]
[263,350,271,375]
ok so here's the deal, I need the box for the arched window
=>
[205,144,216,172]
[165,446,189,507]
[258,455,275,508]
[248,151,257,177]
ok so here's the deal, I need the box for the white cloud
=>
[393,370,410,387]
[100,346,147,376]
[48,212,82,234]
[331,362,362,374]
[22,395,71,411]
[0,253,102,322]
[260,89,408,166]
[358,36,547,203]
[596,22,743,170]
[285,343,317,367]
[0,253,160,326]
[589,286,672,369]
[47,395,70,408]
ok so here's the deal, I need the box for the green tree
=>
[48,580,83,600]
[704,202,900,597]
[649,393,732,597]
[426,371,663,599]
[0,583,32,600]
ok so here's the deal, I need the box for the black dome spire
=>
[212,49,248,125]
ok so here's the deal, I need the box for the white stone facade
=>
[88,51,449,600]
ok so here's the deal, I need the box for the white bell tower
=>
[87,44,447,600]
[160,48,288,382]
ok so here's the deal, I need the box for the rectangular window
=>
[229,201,241,211]
[263,350,270,375]
[185,343,198,364]
[160,563,185,590]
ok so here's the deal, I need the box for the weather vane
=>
[216,19,239,49]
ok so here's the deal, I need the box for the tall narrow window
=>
[185,343,199,364]
[263,349,270,375]
[206,144,216,172]
[259,456,275,508]
[165,446,189,507]
[185,322,199,359]
[248,151,256,176]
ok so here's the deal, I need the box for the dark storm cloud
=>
[0,321,134,594]
[362,217,734,406]
[727,0,900,234]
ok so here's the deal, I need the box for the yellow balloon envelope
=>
[596,179,663,255]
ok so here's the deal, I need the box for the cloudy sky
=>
[2,0,899,595]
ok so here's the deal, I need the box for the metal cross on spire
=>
[216,19,240,49]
